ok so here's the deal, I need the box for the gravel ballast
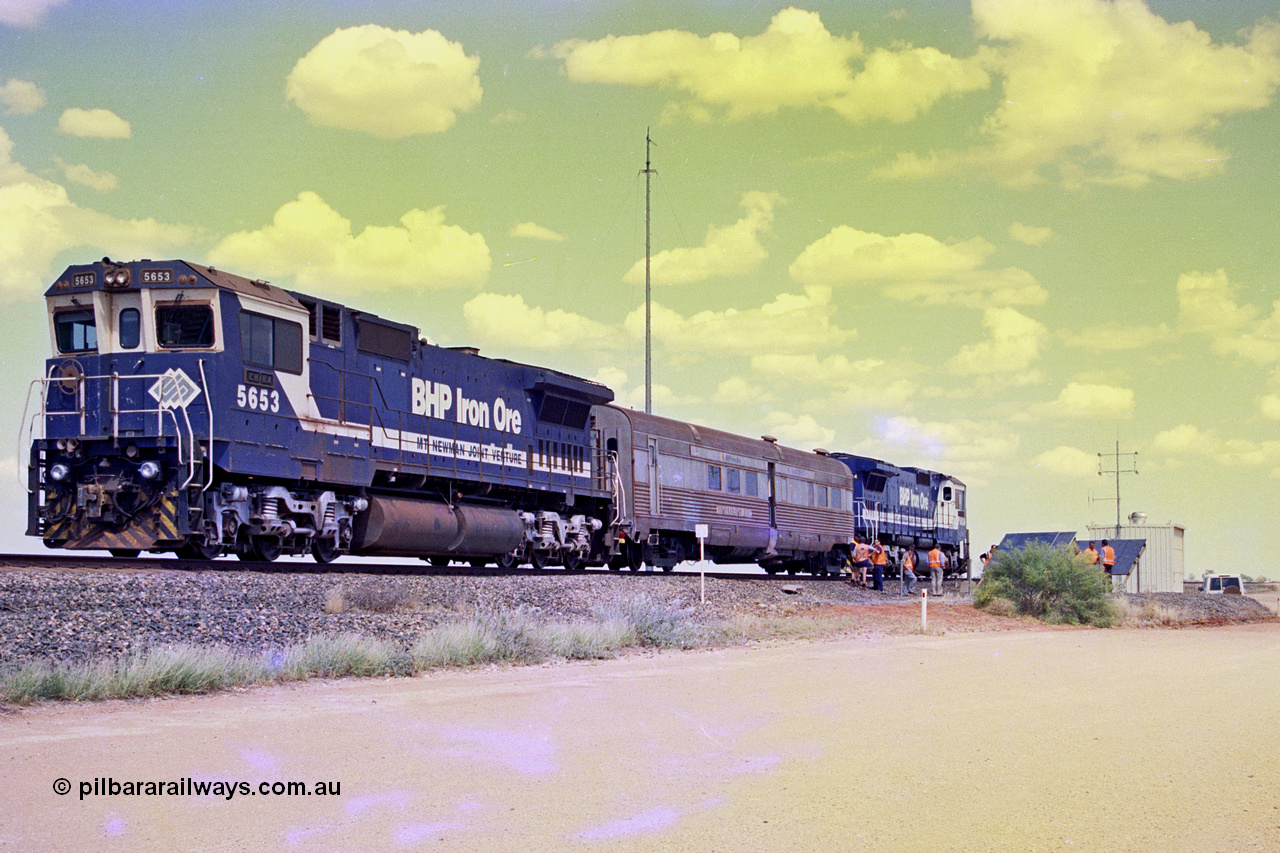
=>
[0,569,1273,671]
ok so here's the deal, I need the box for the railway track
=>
[0,552,842,583]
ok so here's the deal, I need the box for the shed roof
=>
[1102,539,1147,576]
[997,532,1079,551]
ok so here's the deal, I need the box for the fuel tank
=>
[351,496,524,558]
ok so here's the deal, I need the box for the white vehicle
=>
[1202,572,1243,594]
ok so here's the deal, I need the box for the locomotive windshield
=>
[54,308,97,353]
[156,302,214,348]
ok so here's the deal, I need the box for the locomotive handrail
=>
[22,370,201,491]
[198,359,213,491]
[16,379,46,493]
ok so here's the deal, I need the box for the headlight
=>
[49,463,70,482]
[138,461,161,480]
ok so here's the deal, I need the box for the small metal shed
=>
[1087,518,1185,593]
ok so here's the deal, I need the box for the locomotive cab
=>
[24,259,328,558]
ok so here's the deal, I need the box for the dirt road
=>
[2,624,1277,852]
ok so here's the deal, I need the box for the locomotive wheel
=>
[528,548,549,570]
[607,555,624,571]
[178,540,222,560]
[242,536,282,563]
[495,552,518,570]
[312,538,340,564]
[109,548,141,558]
[562,550,584,572]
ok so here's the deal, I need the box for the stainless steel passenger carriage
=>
[593,406,856,573]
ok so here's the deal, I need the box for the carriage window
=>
[707,465,722,491]
[818,485,828,507]
[54,309,98,353]
[240,311,303,374]
[119,308,140,349]
[156,303,214,348]
[727,468,740,494]
[744,471,758,497]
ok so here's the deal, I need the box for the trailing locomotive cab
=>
[830,452,970,578]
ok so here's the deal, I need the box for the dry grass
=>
[1114,596,1181,627]
[325,581,420,614]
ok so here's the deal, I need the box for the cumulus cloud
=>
[549,7,987,124]
[947,307,1047,380]
[1,78,45,114]
[624,191,782,286]
[0,0,69,28]
[53,157,117,192]
[1008,222,1052,246]
[1151,423,1280,469]
[790,226,1047,307]
[510,221,567,242]
[57,108,131,139]
[1039,381,1134,419]
[622,285,855,361]
[760,411,836,450]
[286,25,482,138]
[0,127,195,302]
[208,191,490,296]
[1059,320,1171,351]
[1034,445,1099,477]
[461,292,614,351]
[747,352,918,410]
[1175,269,1280,365]
[848,415,1019,477]
[878,0,1280,188]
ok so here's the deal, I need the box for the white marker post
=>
[695,523,709,604]
[921,589,928,632]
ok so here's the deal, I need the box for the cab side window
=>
[119,308,140,349]
[156,304,215,348]
[54,309,97,353]
[240,311,303,374]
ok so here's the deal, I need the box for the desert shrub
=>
[593,595,700,649]
[325,581,418,614]
[278,634,412,679]
[974,543,1119,627]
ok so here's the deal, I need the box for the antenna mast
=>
[642,129,656,415]
[1097,438,1138,535]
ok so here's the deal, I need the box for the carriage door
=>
[647,437,660,514]
[767,461,777,528]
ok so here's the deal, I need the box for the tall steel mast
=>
[642,129,655,415]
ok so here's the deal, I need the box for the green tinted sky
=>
[2,0,1279,573]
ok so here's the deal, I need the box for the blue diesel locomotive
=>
[23,258,968,575]
[24,258,612,567]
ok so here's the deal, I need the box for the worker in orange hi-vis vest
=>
[870,541,887,592]
[927,545,944,596]
[848,536,872,587]
[1082,542,1099,566]
[1101,540,1115,574]
[901,548,918,595]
